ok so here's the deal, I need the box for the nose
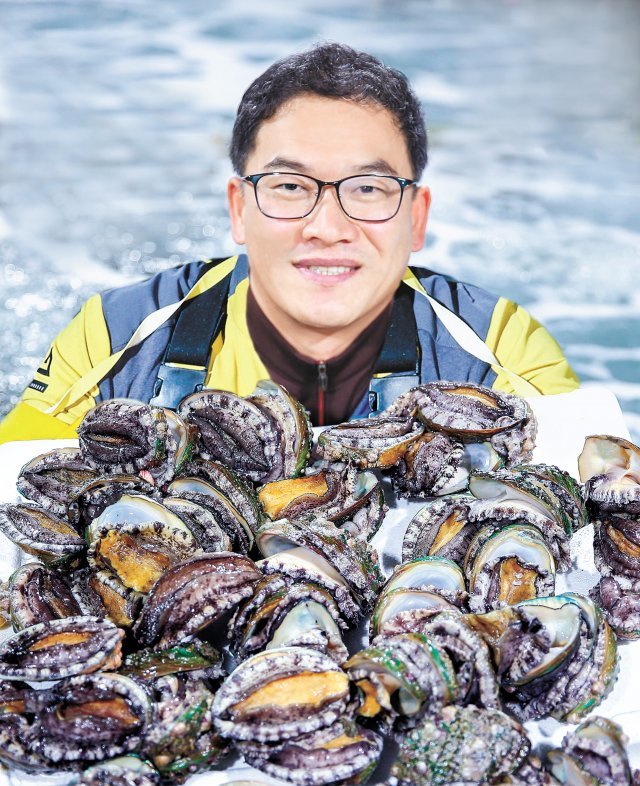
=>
[300,184,359,243]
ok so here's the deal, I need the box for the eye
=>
[345,176,395,201]
[263,174,314,197]
[278,182,304,192]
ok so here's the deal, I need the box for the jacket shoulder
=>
[408,264,500,338]
[101,258,232,351]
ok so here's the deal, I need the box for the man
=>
[0,43,578,443]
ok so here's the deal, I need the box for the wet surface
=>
[1,0,639,438]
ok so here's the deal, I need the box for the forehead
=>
[246,94,413,177]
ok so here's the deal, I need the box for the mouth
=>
[293,259,360,283]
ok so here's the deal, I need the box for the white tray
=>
[0,386,637,785]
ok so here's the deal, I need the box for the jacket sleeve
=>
[0,294,111,444]
[486,297,579,395]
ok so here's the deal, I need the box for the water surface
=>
[1,0,639,438]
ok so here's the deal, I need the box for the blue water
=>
[1,0,639,440]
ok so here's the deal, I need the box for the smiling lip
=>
[293,259,360,283]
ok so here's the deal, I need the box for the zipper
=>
[317,361,328,426]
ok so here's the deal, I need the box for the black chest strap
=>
[368,284,421,414]
[149,261,232,409]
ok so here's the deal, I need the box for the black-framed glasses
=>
[243,172,417,222]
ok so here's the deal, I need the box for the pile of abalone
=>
[0,380,638,786]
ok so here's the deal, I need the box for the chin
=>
[296,299,358,320]
[299,317,350,331]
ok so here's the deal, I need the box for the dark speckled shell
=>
[16,448,98,517]
[256,516,383,613]
[248,380,313,482]
[257,553,362,625]
[238,719,383,786]
[230,580,348,664]
[593,513,640,591]
[9,562,82,630]
[0,615,124,681]
[402,497,475,566]
[391,704,529,786]
[78,399,169,477]
[36,673,151,765]
[316,416,424,469]
[141,673,227,777]
[344,632,458,724]
[212,646,351,743]
[178,389,280,483]
[591,576,640,640]
[548,716,632,786]
[392,432,465,498]
[408,381,537,466]
[133,552,261,648]
[0,502,85,559]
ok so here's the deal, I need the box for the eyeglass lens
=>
[254,173,406,221]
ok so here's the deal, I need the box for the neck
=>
[248,285,391,362]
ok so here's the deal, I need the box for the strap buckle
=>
[149,363,207,410]
[368,373,419,415]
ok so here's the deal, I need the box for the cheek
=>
[245,219,299,257]
[365,225,412,267]
[245,229,302,290]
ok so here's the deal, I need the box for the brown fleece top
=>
[246,286,392,426]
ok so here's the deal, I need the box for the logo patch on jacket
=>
[28,347,53,392]
[37,348,53,377]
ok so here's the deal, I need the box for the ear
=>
[227,177,247,245]
[410,185,431,252]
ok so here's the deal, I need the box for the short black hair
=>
[230,42,428,179]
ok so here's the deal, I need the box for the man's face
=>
[228,94,430,345]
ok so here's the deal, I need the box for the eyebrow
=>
[354,159,400,176]
[263,157,309,172]
[262,156,401,177]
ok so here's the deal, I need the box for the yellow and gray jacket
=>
[0,254,578,443]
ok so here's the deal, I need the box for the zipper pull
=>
[317,361,328,426]
[317,361,328,392]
